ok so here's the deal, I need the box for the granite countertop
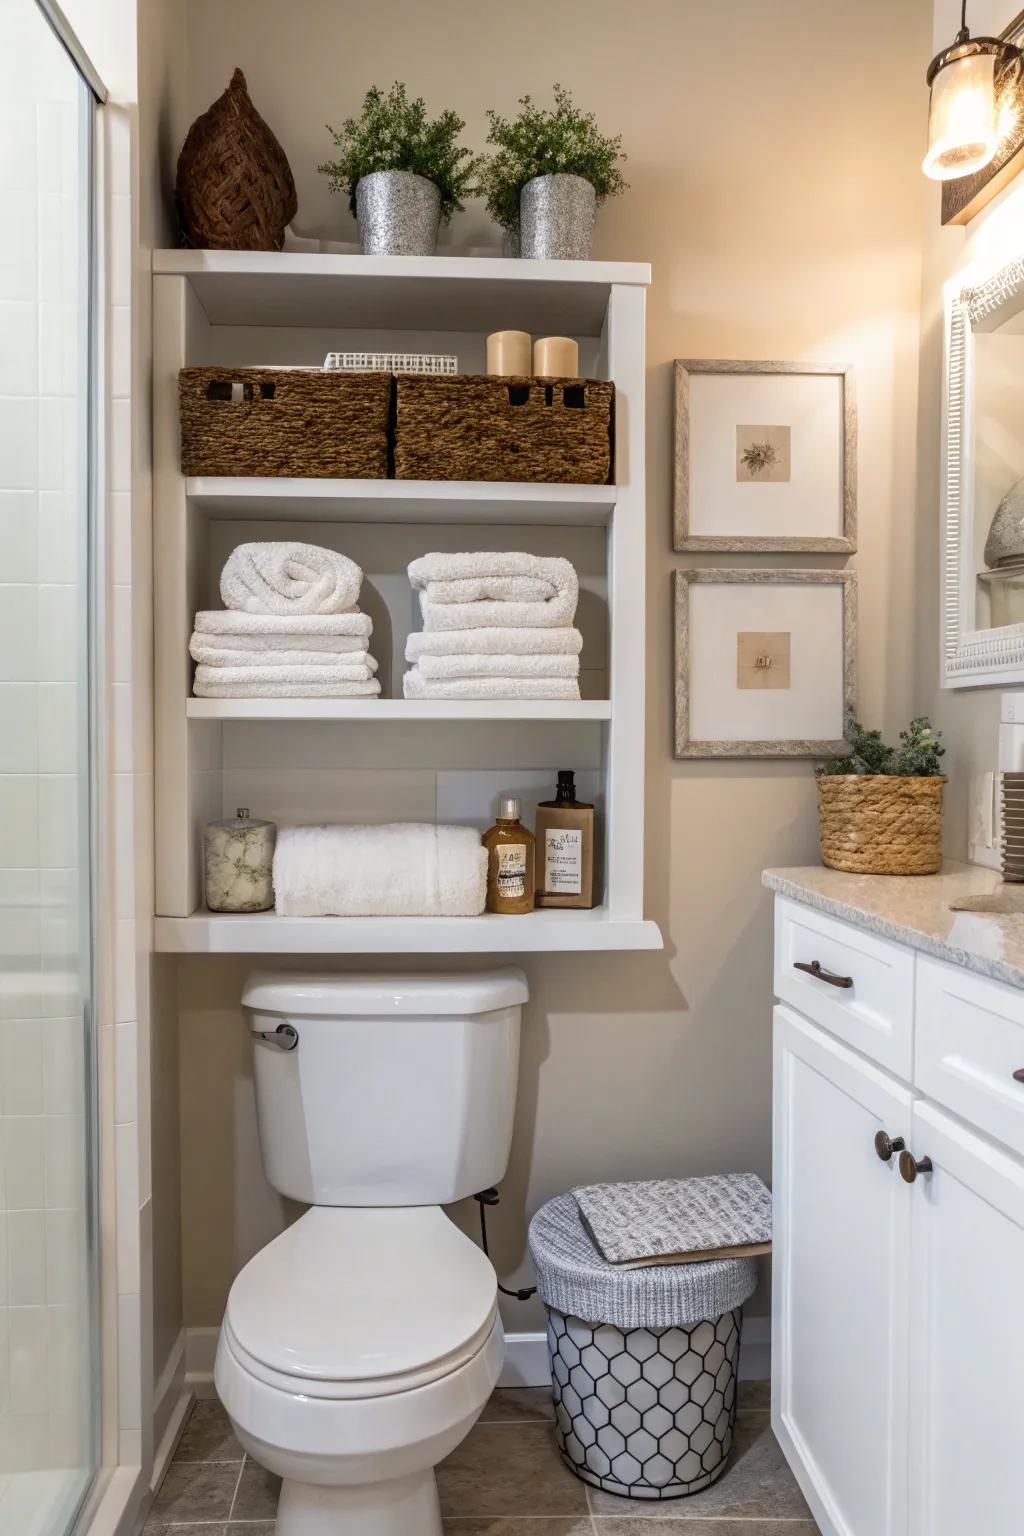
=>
[762,862,1024,992]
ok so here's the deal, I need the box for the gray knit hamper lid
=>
[528,1192,758,1330]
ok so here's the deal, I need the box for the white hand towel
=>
[273,823,487,917]
[406,626,583,659]
[190,641,377,672]
[191,629,368,656]
[194,610,372,640]
[221,542,363,616]
[422,575,556,604]
[403,668,580,701]
[408,551,576,589]
[414,652,579,680]
[194,664,379,694]
[419,590,577,631]
[192,679,381,699]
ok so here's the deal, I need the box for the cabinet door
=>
[907,1102,1024,1536]
[773,1004,912,1536]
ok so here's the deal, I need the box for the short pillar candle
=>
[486,330,532,376]
[533,336,579,376]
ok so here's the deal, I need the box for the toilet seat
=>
[224,1205,498,1400]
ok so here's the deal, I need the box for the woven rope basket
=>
[179,368,390,478]
[817,775,946,876]
[394,375,613,483]
[176,69,297,251]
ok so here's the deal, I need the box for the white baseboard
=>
[184,1316,770,1399]
[151,1330,191,1493]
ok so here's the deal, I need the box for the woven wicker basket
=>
[817,775,946,876]
[179,368,390,478]
[394,374,613,483]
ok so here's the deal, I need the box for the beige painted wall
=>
[168,0,932,1334]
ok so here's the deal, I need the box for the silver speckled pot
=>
[520,174,596,261]
[356,171,441,256]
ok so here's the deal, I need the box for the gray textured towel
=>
[574,1174,772,1268]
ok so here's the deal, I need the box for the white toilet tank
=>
[242,968,527,1206]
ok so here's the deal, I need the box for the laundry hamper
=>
[528,1193,757,1501]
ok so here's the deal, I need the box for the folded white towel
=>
[414,652,579,680]
[410,551,578,629]
[195,663,379,692]
[221,542,363,616]
[194,610,372,639]
[191,629,368,656]
[403,668,580,700]
[190,640,377,671]
[273,823,487,917]
[406,626,583,659]
[193,677,382,699]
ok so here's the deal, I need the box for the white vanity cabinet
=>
[770,893,1024,1536]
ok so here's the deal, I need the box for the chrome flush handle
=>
[256,1024,299,1051]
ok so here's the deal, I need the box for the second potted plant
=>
[319,82,480,256]
[816,717,946,876]
[481,84,628,260]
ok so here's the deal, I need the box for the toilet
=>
[214,968,528,1536]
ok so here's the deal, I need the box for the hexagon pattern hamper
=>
[529,1192,758,1500]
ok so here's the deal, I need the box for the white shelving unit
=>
[152,251,659,954]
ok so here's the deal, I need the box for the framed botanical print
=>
[673,360,857,553]
[674,568,857,759]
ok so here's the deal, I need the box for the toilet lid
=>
[224,1206,498,1392]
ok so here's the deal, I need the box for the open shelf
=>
[186,478,618,526]
[153,906,663,955]
[153,250,652,333]
[186,698,612,721]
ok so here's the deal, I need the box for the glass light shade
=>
[924,50,999,179]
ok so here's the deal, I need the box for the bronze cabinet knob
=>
[1013,1068,1024,1084]
[874,1130,906,1162]
[899,1150,934,1184]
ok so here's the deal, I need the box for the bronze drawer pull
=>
[899,1151,933,1184]
[874,1131,906,1162]
[1014,1068,1024,1084]
[794,959,854,989]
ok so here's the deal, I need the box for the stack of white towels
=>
[403,551,582,700]
[191,542,381,698]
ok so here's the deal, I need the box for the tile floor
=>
[143,1383,819,1534]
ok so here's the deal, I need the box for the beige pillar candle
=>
[486,330,532,376]
[533,336,579,377]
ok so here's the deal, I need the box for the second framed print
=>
[674,568,857,759]
[674,360,857,552]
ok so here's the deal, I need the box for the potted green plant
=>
[318,83,480,256]
[481,84,628,260]
[816,717,946,875]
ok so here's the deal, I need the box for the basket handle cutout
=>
[259,382,276,399]
[205,379,276,403]
[563,384,587,409]
[544,384,554,406]
[507,384,530,407]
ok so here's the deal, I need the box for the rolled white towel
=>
[414,652,578,680]
[194,610,372,640]
[406,626,583,659]
[403,668,580,701]
[194,664,379,695]
[193,678,382,699]
[190,640,378,671]
[221,542,363,616]
[273,823,487,917]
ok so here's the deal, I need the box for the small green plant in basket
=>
[817,716,945,778]
[318,82,481,224]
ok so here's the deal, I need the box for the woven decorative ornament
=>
[176,68,297,250]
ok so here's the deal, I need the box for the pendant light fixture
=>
[923,1,1020,180]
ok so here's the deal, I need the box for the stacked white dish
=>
[191,541,381,698]
[403,551,582,700]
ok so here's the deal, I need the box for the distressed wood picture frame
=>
[674,568,857,759]
[673,359,857,553]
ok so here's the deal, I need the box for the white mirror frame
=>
[942,252,1024,688]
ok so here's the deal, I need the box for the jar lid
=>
[207,811,275,832]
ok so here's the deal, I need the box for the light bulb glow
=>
[924,51,999,180]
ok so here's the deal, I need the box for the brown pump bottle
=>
[483,797,536,914]
[534,770,595,909]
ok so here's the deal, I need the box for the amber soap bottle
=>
[535,770,595,909]
[483,797,536,914]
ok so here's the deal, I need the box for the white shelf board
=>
[187,477,617,526]
[153,907,663,955]
[153,250,651,334]
[186,698,611,722]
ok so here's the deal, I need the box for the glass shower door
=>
[0,0,100,1530]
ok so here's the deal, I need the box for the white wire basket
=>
[323,351,458,375]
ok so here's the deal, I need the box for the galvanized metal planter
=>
[520,174,596,260]
[355,170,441,256]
